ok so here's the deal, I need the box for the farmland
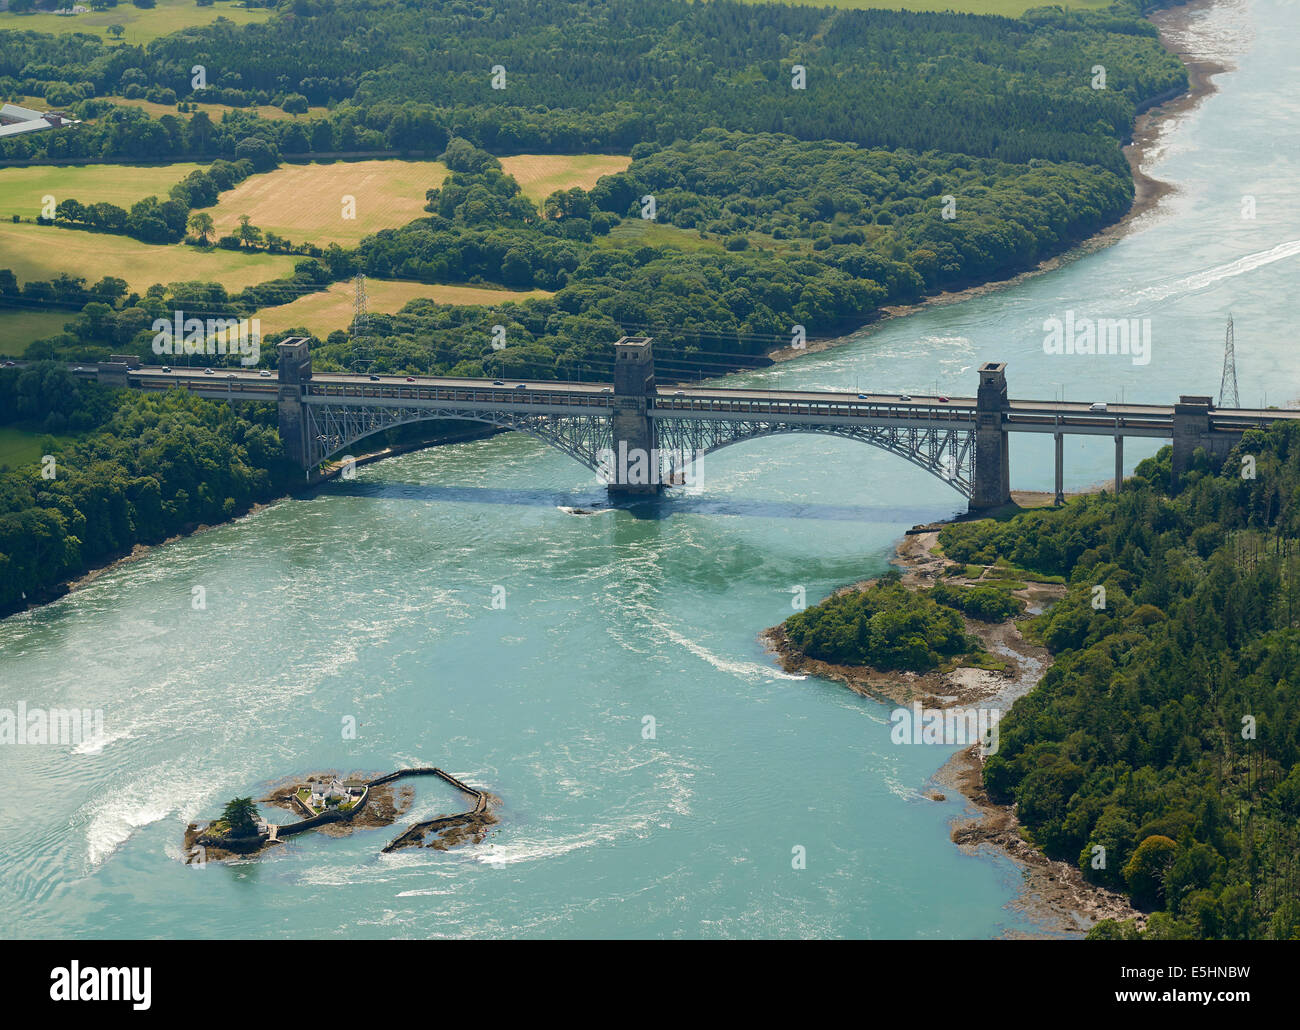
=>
[0,221,298,292]
[208,160,449,247]
[104,97,331,123]
[0,0,271,45]
[498,154,632,206]
[0,308,71,357]
[0,163,204,220]
[255,279,553,338]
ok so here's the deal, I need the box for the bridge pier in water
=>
[608,336,660,494]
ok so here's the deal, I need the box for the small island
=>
[184,767,496,863]
[764,538,1062,712]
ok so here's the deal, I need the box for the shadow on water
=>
[316,479,958,525]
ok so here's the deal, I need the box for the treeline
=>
[1,0,1183,173]
[0,364,296,613]
[938,427,1300,939]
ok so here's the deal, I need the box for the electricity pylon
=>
[1218,315,1239,408]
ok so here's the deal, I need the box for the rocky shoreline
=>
[762,521,1143,937]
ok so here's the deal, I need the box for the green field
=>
[0,308,72,356]
[0,426,76,470]
[597,219,724,253]
[0,221,299,292]
[0,0,272,45]
[737,0,1111,13]
[0,163,204,221]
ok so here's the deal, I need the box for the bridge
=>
[82,336,1298,510]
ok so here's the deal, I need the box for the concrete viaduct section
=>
[94,338,1299,510]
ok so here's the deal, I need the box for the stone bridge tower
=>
[1172,395,1237,483]
[971,361,1011,510]
[609,336,659,493]
[277,338,312,469]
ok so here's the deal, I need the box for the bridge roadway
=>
[115,365,1297,439]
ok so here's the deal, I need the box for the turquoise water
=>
[2,0,1296,939]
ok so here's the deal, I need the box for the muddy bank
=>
[767,0,1229,367]
[763,525,1142,936]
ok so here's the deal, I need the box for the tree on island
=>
[221,797,260,836]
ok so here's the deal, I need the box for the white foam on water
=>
[71,726,133,755]
[644,613,805,683]
[1133,238,1300,304]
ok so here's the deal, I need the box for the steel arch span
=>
[652,417,977,499]
[301,402,613,472]
[302,400,976,499]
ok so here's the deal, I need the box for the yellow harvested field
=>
[256,280,552,337]
[105,97,330,122]
[209,160,449,247]
[0,163,205,219]
[499,154,631,204]
[0,222,299,293]
[0,0,271,44]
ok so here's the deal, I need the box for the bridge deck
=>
[112,366,1299,438]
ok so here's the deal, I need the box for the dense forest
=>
[0,363,297,613]
[934,427,1300,939]
[1,1,1184,172]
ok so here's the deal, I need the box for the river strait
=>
[1,0,1296,939]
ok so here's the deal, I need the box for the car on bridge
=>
[1090,402,1108,412]
[260,370,271,377]
[899,394,911,401]
[493,380,505,385]
[515,384,527,390]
